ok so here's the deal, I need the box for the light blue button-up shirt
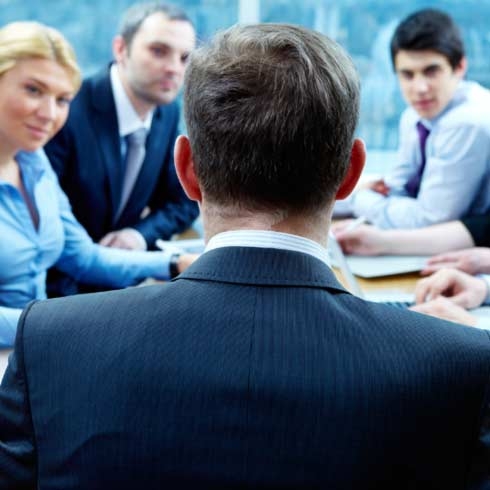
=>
[352,80,490,228]
[0,150,174,347]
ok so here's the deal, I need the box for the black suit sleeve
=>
[132,120,199,248]
[44,123,75,188]
[0,304,37,489]
[461,215,490,248]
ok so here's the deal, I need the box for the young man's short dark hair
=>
[390,8,465,69]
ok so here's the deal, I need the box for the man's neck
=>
[201,203,331,248]
[116,65,154,120]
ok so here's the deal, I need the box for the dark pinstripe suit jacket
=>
[1,246,489,489]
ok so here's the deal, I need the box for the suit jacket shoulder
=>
[5,247,489,488]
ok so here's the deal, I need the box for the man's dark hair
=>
[390,8,465,69]
[184,23,360,213]
[119,1,192,48]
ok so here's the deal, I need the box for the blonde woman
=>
[0,22,195,347]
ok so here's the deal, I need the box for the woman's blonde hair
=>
[0,21,81,91]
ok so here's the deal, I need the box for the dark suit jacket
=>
[44,66,198,247]
[462,214,490,247]
[1,247,489,489]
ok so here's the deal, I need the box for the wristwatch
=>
[169,253,181,279]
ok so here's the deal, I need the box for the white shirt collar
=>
[110,63,153,137]
[422,79,466,128]
[205,229,330,267]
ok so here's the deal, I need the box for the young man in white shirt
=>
[345,8,490,229]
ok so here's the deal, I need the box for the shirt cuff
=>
[351,190,386,225]
[155,243,186,279]
[0,307,22,348]
[474,316,490,330]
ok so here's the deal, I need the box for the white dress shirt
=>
[110,64,153,137]
[352,80,490,229]
[109,64,154,249]
[205,229,331,267]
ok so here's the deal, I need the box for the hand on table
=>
[332,221,387,256]
[177,254,199,274]
[414,268,487,310]
[359,178,390,196]
[421,247,490,275]
[99,228,146,250]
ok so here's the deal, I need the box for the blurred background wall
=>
[3,0,490,172]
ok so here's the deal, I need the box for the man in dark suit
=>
[1,23,490,489]
[45,2,199,294]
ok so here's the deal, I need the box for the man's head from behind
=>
[113,2,195,112]
[390,9,466,119]
[178,24,363,225]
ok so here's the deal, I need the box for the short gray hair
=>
[119,1,192,48]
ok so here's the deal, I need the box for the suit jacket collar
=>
[177,246,349,293]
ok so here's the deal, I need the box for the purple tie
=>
[405,121,430,197]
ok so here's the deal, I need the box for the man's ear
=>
[112,35,127,64]
[174,135,202,202]
[335,138,366,200]
[454,56,467,79]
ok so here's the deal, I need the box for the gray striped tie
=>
[116,127,147,220]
